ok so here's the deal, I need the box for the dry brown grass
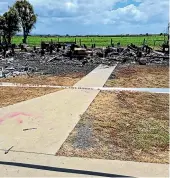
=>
[105,65,169,88]
[0,87,60,108]
[0,73,83,86]
[57,91,169,164]
[0,73,83,108]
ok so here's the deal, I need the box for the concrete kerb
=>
[0,152,169,177]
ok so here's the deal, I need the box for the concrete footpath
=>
[0,65,115,154]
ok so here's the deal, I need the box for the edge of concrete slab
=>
[0,152,168,177]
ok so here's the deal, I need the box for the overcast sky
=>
[0,0,169,35]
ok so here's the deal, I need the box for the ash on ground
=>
[0,42,169,78]
[73,123,94,149]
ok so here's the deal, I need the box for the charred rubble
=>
[0,41,169,78]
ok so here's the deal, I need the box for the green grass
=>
[12,35,166,47]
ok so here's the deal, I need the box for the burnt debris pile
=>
[0,41,169,78]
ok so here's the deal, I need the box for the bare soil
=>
[105,65,169,88]
[57,91,169,164]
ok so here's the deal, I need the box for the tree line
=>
[0,0,37,44]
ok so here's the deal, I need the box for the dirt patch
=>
[57,91,169,164]
[105,65,169,88]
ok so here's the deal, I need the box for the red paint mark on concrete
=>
[7,112,32,118]
[0,118,4,124]
[0,112,33,125]
[17,118,23,124]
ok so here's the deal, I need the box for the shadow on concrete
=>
[0,161,132,177]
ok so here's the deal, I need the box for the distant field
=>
[12,35,166,47]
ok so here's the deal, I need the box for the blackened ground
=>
[0,52,98,76]
[39,63,98,76]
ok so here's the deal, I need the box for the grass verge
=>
[0,73,83,86]
[0,73,83,107]
[105,65,169,88]
[0,87,60,108]
[57,91,169,164]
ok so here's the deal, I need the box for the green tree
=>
[14,0,37,44]
[0,7,20,44]
[0,16,6,43]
